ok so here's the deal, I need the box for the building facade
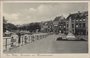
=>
[66,11,88,35]
[40,21,53,33]
[53,16,66,34]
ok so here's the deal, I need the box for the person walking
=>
[17,32,21,46]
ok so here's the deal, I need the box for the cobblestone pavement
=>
[6,34,88,53]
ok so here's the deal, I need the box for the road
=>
[6,34,88,53]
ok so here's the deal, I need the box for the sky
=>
[3,3,88,25]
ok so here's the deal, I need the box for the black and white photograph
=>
[3,2,88,53]
[1,0,90,1]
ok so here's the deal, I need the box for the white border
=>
[0,1,90,58]
[3,1,88,3]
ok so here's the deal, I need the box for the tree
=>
[3,16,18,32]
[6,23,17,31]
[28,23,41,32]
[3,16,7,32]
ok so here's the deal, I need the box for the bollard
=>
[11,37,16,48]
[26,35,29,43]
[24,36,28,44]
[21,36,24,46]
[30,35,32,43]
[22,35,25,45]
[34,35,36,41]
[29,35,31,42]
[40,35,41,39]
[5,38,7,51]
[31,35,34,42]
[5,38,8,50]
[37,35,39,40]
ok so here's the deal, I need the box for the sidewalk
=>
[5,34,88,53]
[6,34,58,53]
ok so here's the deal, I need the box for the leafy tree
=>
[6,23,17,31]
[3,16,7,32]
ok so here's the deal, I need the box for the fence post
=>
[21,36,23,46]
[29,35,30,43]
[5,38,7,51]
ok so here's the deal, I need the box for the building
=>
[58,18,66,34]
[66,11,88,35]
[40,21,53,33]
[53,16,66,34]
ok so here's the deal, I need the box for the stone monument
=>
[66,17,76,40]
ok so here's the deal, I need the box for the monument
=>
[66,17,76,40]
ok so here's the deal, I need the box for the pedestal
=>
[66,32,76,40]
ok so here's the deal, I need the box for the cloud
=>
[3,3,88,25]
[3,13,20,24]
[24,4,62,22]
[4,13,19,20]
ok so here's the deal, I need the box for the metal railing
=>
[3,33,53,52]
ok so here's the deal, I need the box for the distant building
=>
[53,16,66,34]
[58,19,66,34]
[40,21,53,32]
[66,11,88,35]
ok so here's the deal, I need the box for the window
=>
[72,30,74,33]
[67,21,68,23]
[76,25,78,28]
[83,19,85,21]
[79,23,81,27]
[59,26,61,28]
[80,19,82,21]
[67,24,68,27]
[76,20,78,22]
[72,20,74,22]
[64,26,65,28]
[72,24,74,28]
[83,23,85,28]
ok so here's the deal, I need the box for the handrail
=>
[3,33,52,52]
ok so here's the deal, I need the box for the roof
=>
[54,16,65,21]
[66,11,88,20]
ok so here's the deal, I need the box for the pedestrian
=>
[17,32,21,46]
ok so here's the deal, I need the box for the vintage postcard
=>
[0,1,90,58]
[1,0,90,1]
